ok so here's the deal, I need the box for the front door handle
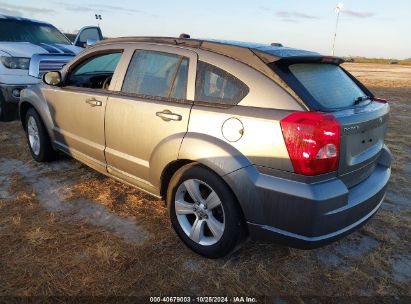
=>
[85,98,102,107]
[156,110,182,121]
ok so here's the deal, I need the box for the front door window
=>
[66,52,122,90]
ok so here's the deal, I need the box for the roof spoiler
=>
[274,56,345,65]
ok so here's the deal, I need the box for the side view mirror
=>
[86,38,97,47]
[43,71,62,86]
[74,26,103,48]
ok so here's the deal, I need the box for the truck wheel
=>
[167,164,247,258]
[25,108,57,162]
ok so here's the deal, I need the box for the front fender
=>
[19,85,56,143]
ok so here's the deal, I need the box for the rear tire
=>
[25,108,57,162]
[167,164,246,258]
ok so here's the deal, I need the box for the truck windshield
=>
[0,19,71,45]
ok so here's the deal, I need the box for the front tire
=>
[167,164,246,258]
[25,108,57,162]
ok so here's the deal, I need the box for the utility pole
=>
[332,3,343,56]
[95,14,102,28]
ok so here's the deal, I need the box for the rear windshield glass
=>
[289,63,365,109]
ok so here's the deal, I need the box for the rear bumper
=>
[224,145,392,249]
[247,192,386,249]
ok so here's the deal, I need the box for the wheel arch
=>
[20,100,58,151]
[19,85,56,139]
[160,159,194,200]
[178,132,252,176]
[19,101,34,128]
[162,160,248,231]
[150,131,252,195]
[160,133,254,224]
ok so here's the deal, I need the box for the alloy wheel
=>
[27,116,40,156]
[174,179,225,246]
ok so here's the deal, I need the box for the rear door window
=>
[122,50,189,99]
[195,61,249,105]
[288,63,366,109]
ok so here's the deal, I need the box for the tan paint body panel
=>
[21,40,302,197]
[43,88,108,172]
[104,96,192,192]
[185,105,294,172]
[183,50,294,172]
[104,44,198,193]
[193,49,304,111]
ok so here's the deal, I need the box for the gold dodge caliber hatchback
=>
[19,37,391,258]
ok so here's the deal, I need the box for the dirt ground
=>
[0,63,410,298]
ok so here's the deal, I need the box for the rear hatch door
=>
[333,102,389,187]
[269,57,389,186]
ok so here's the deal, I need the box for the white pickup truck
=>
[0,14,102,121]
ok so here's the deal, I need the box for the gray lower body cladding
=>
[223,145,392,248]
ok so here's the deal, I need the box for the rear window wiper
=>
[354,95,371,105]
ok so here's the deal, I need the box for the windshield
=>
[288,63,366,109]
[0,20,71,45]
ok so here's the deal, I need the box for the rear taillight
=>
[280,112,340,176]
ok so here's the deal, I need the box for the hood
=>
[0,42,83,58]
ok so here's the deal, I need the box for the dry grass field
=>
[0,63,410,298]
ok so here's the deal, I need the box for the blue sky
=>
[1,0,410,59]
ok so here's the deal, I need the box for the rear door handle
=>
[156,110,182,121]
[85,98,102,107]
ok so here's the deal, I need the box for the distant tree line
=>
[342,56,411,65]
